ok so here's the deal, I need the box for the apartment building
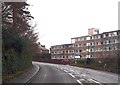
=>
[50,44,74,59]
[101,30,120,58]
[50,29,120,60]
[71,35,91,58]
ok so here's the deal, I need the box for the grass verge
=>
[70,57,120,74]
[2,65,33,83]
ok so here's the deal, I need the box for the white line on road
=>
[89,79,100,84]
[64,70,68,73]
[69,73,75,78]
[76,80,83,85]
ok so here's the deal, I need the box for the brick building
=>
[37,42,49,54]
[50,44,74,59]
[50,29,120,60]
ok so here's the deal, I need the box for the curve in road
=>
[30,62,79,84]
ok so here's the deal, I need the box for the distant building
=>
[50,44,74,59]
[37,42,49,54]
[88,28,99,36]
[50,29,120,60]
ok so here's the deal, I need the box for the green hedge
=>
[71,57,119,74]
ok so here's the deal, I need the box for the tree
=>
[2,2,39,79]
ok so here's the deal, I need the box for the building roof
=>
[102,30,120,34]
[71,30,120,38]
[39,46,49,51]
[50,43,73,47]
[71,35,90,39]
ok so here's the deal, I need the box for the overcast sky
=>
[27,0,119,49]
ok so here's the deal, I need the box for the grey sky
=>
[27,0,119,49]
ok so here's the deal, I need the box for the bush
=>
[71,57,119,74]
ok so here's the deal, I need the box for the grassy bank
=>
[70,57,120,74]
[3,65,32,83]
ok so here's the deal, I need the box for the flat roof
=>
[71,35,90,39]
[51,43,73,47]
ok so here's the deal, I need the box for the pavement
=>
[7,61,40,84]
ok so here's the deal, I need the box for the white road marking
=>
[69,73,75,78]
[81,74,86,77]
[76,80,83,85]
[89,79,100,84]
[64,70,68,73]
[79,79,85,81]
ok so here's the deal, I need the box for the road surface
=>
[29,62,119,85]
[30,62,79,84]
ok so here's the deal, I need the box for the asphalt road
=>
[30,63,79,84]
[29,62,119,85]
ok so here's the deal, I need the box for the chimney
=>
[42,45,45,47]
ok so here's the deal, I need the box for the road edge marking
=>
[89,79,100,84]
[25,64,40,84]
[76,80,83,85]
[68,73,75,78]
[64,70,68,73]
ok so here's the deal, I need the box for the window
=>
[66,56,68,59]
[92,36,94,39]
[79,50,82,52]
[109,33,112,37]
[101,42,103,45]
[79,44,81,47]
[94,36,98,39]
[103,34,106,38]
[113,32,117,36]
[98,42,101,45]
[104,47,106,51]
[103,41,106,44]
[106,47,109,51]
[87,37,90,40]
[68,50,70,53]
[84,37,86,40]
[104,40,109,44]
[96,42,98,45]
[84,44,86,46]
[106,40,109,44]
[91,43,92,46]
[71,39,75,43]
[76,50,78,52]
[114,46,117,50]
[109,47,111,51]
[87,43,90,46]
[91,42,94,46]
[78,38,81,41]
[76,44,78,47]
[106,34,109,37]
[115,39,118,43]
[90,49,92,52]
[98,35,101,38]
[72,50,74,53]
[75,39,78,42]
